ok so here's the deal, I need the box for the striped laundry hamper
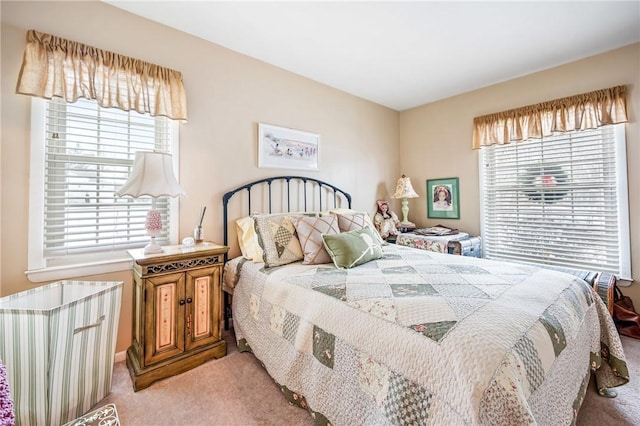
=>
[0,281,122,426]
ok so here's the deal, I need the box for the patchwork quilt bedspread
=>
[226,244,628,425]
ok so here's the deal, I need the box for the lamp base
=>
[143,236,164,254]
[399,221,416,227]
[400,198,413,226]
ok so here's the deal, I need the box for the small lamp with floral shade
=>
[116,151,186,254]
[391,174,419,227]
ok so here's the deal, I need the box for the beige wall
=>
[2,1,638,355]
[400,42,640,307]
[0,1,400,352]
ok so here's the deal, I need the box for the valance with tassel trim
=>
[472,85,627,149]
[16,30,187,121]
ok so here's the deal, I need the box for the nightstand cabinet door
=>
[185,265,222,351]
[144,272,186,365]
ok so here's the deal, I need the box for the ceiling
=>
[105,1,640,111]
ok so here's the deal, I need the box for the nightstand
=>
[125,242,229,391]
[397,224,417,233]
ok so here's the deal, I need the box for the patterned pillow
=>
[334,212,386,245]
[322,227,384,269]
[291,215,340,265]
[253,213,304,268]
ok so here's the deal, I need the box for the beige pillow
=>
[334,212,386,245]
[291,215,340,265]
[235,216,263,262]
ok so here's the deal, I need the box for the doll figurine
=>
[374,200,400,239]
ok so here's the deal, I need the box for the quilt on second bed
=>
[228,244,628,425]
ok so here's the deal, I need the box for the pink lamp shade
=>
[116,151,186,254]
[145,210,163,235]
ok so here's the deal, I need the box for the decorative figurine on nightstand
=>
[374,200,400,240]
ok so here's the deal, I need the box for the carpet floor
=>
[95,330,639,425]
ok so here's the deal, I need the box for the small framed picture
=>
[427,177,460,219]
[258,123,320,171]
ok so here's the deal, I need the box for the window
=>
[479,124,631,279]
[27,98,180,282]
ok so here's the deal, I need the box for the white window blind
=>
[29,97,178,270]
[480,124,631,278]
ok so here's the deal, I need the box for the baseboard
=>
[114,350,126,363]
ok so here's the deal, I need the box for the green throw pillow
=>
[322,227,383,269]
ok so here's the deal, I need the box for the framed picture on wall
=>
[427,177,460,219]
[258,123,320,170]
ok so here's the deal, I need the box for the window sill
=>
[26,253,133,283]
[617,278,633,287]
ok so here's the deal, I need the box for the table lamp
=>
[391,174,419,227]
[116,151,186,254]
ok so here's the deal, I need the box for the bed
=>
[222,176,628,425]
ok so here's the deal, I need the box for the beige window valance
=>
[472,85,627,149]
[16,30,187,120]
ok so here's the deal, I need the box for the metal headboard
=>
[222,175,352,259]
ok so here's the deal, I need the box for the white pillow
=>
[328,207,358,215]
